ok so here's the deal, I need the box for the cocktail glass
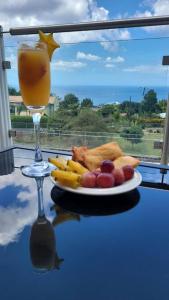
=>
[18,41,53,177]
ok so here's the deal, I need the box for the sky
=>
[2,0,169,89]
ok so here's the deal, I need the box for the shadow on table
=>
[51,187,140,217]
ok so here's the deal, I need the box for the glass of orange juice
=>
[18,42,54,177]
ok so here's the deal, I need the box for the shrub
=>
[137,117,164,128]
[11,115,48,128]
[120,126,144,146]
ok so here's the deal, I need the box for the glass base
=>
[21,161,55,178]
[27,105,45,111]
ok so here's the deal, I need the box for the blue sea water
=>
[53,85,169,106]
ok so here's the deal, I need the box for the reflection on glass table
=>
[0,149,14,176]
[0,167,53,247]
[51,186,140,216]
[51,204,80,227]
[1,148,169,300]
[30,216,63,272]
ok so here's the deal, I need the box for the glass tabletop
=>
[0,148,169,300]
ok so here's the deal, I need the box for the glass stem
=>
[36,177,45,218]
[32,112,43,162]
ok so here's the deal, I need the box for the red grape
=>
[81,172,97,188]
[122,165,134,181]
[100,160,114,173]
[92,170,101,177]
[96,173,115,188]
[113,168,125,186]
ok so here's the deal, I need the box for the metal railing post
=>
[161,58,169,166]
[161,93,169,165]
[0,26,12,150]
[9,16,169,35]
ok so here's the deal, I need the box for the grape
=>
[100,160,114,173]
[113,168,125,186]
[122,165,134,181]
[96,173,115,188]
[92,170,101,177]
[81,172,97,188]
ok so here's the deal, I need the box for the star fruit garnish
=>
[39,30,60,61]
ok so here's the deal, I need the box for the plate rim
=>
[50,169,142,196]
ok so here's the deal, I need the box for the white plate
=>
[50,170,142,196]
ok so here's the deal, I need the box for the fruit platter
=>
[49,142,142,196]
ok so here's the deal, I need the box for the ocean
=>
[53,85,169,106]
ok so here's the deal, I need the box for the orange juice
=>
[18,44,50,109]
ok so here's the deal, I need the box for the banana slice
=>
[48,157,67,170]
[67,160,89,175]
[51,169,81,188]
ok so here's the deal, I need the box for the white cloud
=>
[52,59,86,70]
[100,29,131,52]
[0,170,54,246]
[153,0,169,15]
[117,29,131,40]
[123,64,164,73]
[6,52,17,69]
[113,56,125,63]
[134,0,169,33]
[56,28,131,50]
[76,51,101,61]
[88,0,109,21]
[100,41,119,52]
[134,10,152,18]
[0,0,89,29]
[104,55,125,68]
[105,63,115,68]
[0,0,131,52]
[106,56,125,63]
[0,0,109,30]
[106,57,112,62]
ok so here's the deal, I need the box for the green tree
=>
[64,109,108,132]
[48,110,70,129]
[141,89,158,116]
[100,104,115,118]
[8,87,20,95]
[120,126,144,148]
[112,110,120,122]
[81,98,93,108]
[59,93,79,116]
[98,104,121,129]
[17,103,26,115]
[119,101,140,116]
[158,99,167,113]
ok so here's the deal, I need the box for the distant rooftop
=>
[9,95,56,105]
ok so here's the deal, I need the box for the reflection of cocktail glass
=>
[29,178,63,272]
[30,216,64,272]
[18,41,53,177]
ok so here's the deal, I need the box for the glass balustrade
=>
[3,31,169,162]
